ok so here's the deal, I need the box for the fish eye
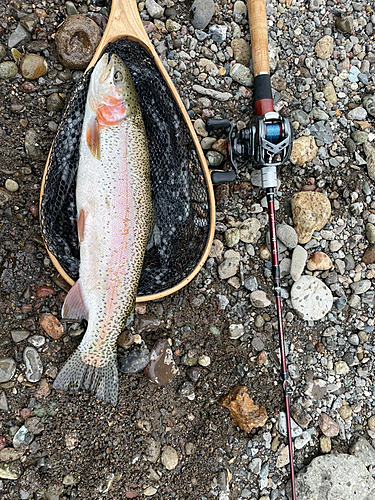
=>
[114,71,124,82]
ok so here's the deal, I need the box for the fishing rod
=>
[207,0,296,498]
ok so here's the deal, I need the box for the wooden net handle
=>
[247,0,270,76]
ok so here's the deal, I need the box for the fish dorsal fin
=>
[62,279,89,321]
[86,116,101,160]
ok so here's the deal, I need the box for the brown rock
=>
[137,316,161,334]
[219,385,267,433]
[55,15,101,70]
[362,246,375,265]
[212,138,228,156]
[34,378,50,399]
[0,447,24,462]
[318,413,339,437]
[36,286,55,298]
[39,313,63,340]
[144,339,178,386]
[117,330,134,349]
[315,35,334,59]
[291,192,331,244]
[20,54,47,80]
[307,251,333,271]
[230,38,251,66]
[290,136,318,166]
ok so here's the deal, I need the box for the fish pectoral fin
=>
[86,116,101,160]
[77,209,85,245]
[62,279,89,321]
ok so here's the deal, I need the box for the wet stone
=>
[13,425,34,450]
[118,349,150,373]
[161,446,178,470]
[137,316,160,333]
[23,347,43,383]
[11,330,29,343]
[0,358,16,383]
[55,15,101,69]
[46,93,65,112]
[0,461,22,480]
[8,23,31,49]
[39,313,63,340]
[0,61,18,79]
[144,339,178,386]
[144,438,161,463]
[0,448,24,461]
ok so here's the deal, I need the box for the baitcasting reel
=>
[206,111,293,184]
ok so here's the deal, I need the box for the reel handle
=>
[206,118,231,132]
[210,170,237,185]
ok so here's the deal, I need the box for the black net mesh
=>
[40,39,211,297]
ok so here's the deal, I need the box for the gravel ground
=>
[1,0,375,499]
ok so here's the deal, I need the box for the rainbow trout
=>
[53,53,153,405]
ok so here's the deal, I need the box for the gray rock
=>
[8,23,31,49]
[11,330,30,343]
[190,0,215,29]
[0,358,16,383]
[192,84,232,102]
[230,63,253,86]
[364,95,375,118]
[13,425,34,450]
[287,454,375,499]
[233,0,247,23]
[347,107,367,121]
[244,276,258,291]
[290,245,308,281]
[278,412,303,438]
[0,61,18,79]
[310,121,333,145]
[291,276,333,321]
[350,280,371,295]
[118,349,150,373]
[144,438,161,463]
[277,224,298,249]
[0,391,8,411]
[250,290,271,308]
[364,142,375,181]
[295,430,313,450]
[350,436,375,467]
[23,347,43,383]
[145,0,164,19]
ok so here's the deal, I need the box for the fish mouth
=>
[99,53,114,85]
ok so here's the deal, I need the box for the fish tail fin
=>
[53,350,119,406]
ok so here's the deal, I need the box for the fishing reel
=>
[206,111,293,184]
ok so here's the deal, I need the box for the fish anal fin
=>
[77,209,85,244]
[86,116,101,160]
[62,279,89,321]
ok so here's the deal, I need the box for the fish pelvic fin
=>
[53,349,119,406]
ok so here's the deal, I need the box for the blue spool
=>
[266,123,281,143]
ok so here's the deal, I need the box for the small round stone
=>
[0,61,18,79]
[198,354,210,367]
[20,54,48,80]
[161,446,178,470]
[5,179,19,192]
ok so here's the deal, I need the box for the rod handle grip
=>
[247,0,270,76]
